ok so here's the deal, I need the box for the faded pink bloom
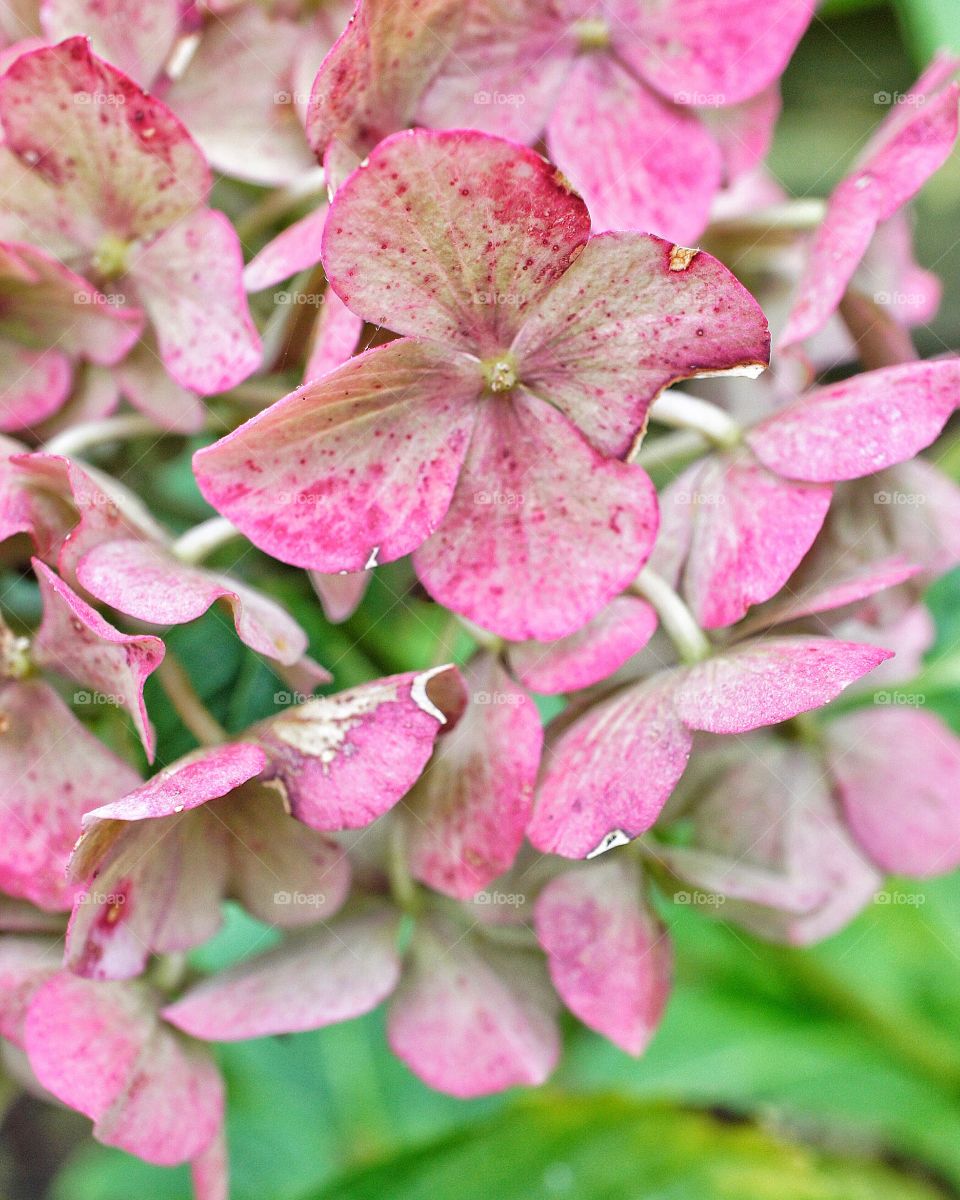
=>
[781,56,959,349]
[0,240,141,432]
[195,129,769,640]
[66,666,465,977]
[0,38,261,411]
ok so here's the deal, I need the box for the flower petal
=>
[256,665,467,830]
[164,907,401,1039]
[528,674,691,859]
[24,973,223,1165]
[128,209,261,394]
[0,343,71,432]
[113,336,205,432]
[76,539,308,665]
[747,360,960,483]
[309,569,369,623]
[243,202,329,293]
[665,448,831,629]
[507,595,657,694]
[535,858,671,1055]
[828,708,960,877]
[31,558,164,760]
[675,637,893,733]
[611,0,814,106]
[194,338,482,571]
[306,0,464,185]
[321,128,590,353]
[512,232,769,457]
[387,917,559,1097]
[546,55,722,243]
[0,679,141,909]
[40,0,180,85]
[303,288,364,381]
[0,37,209,247]
[406,654,542,899]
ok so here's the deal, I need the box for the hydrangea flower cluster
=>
[0,3,957,1194]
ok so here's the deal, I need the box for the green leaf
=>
[306,1094,946,1200]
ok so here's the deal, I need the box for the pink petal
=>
[415,390,658,641]
[748,360,960,483]
[309,569,369,624]
[658,736,880,944]
[0,680,141,909]
[32,365,119,439]
[24,973,224,1165]
[406,654,542,899]
[387,917,559,1097]
[306,0,465,185]
[675,637,893,733]
[76,539,308,665]
[612,0,814,106]
[546,54,722,242]
[828,708,960,877]
[166,7,315,185]
[66,810,229,979]
[31,558,164,760]
[0,342,71,431]
[115,338,205,433]
[704,86,781,182]
[128,209,262,394]
[243,202,329,293]
[535,858,671,1055]
[512,232,770,457]
[303,288,364,381]
[0,37,210,247]
[40,0,181,85]
[507,595,657,695]
[668,448,831,629]
[416,0,572,143]
[223,783,351,927]
[781,76,959,346]
[164,907,401,1039]
[528,674,692,859]
[0,241,143,364]
[194,338,482,572]
[0,937,61,1044]
[256,665,466,830]
[321,128,591,354]
[191,1128,229,1200]
[81,743,266,824]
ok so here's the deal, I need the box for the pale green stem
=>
[172,517,242,565]
[632,568,711,664]
[43,413,162,457]
[156,654,226,746]
[648,389,742,448]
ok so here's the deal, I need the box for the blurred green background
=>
[5,1,960,1196]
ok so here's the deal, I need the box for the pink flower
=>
[195,128,769,640]
[65,666,465,978]
[0,38,261,413]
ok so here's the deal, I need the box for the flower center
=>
[574,17,610,51]
[482,356,518,393]
[93,234,130,280]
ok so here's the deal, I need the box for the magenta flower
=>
[65,666,465,978]
[332,0,816,240]
[653,359,960,628]
[0,38,261,411]
[0,240,141,432]
[781,56,959,349]
[195,129,769,640]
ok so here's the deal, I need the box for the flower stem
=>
[632,568,711,664]
[387,818,421,915]
[172,517,242,565]
[155,654,226,746]
[648,389,742,448]
[43,414,163,457]
[631,427,709,473]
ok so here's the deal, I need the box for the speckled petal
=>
[40,0,180,85]
[321,129,591,354]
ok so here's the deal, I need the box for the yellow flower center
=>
[482,357,518,393]
[574,17,610,51]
